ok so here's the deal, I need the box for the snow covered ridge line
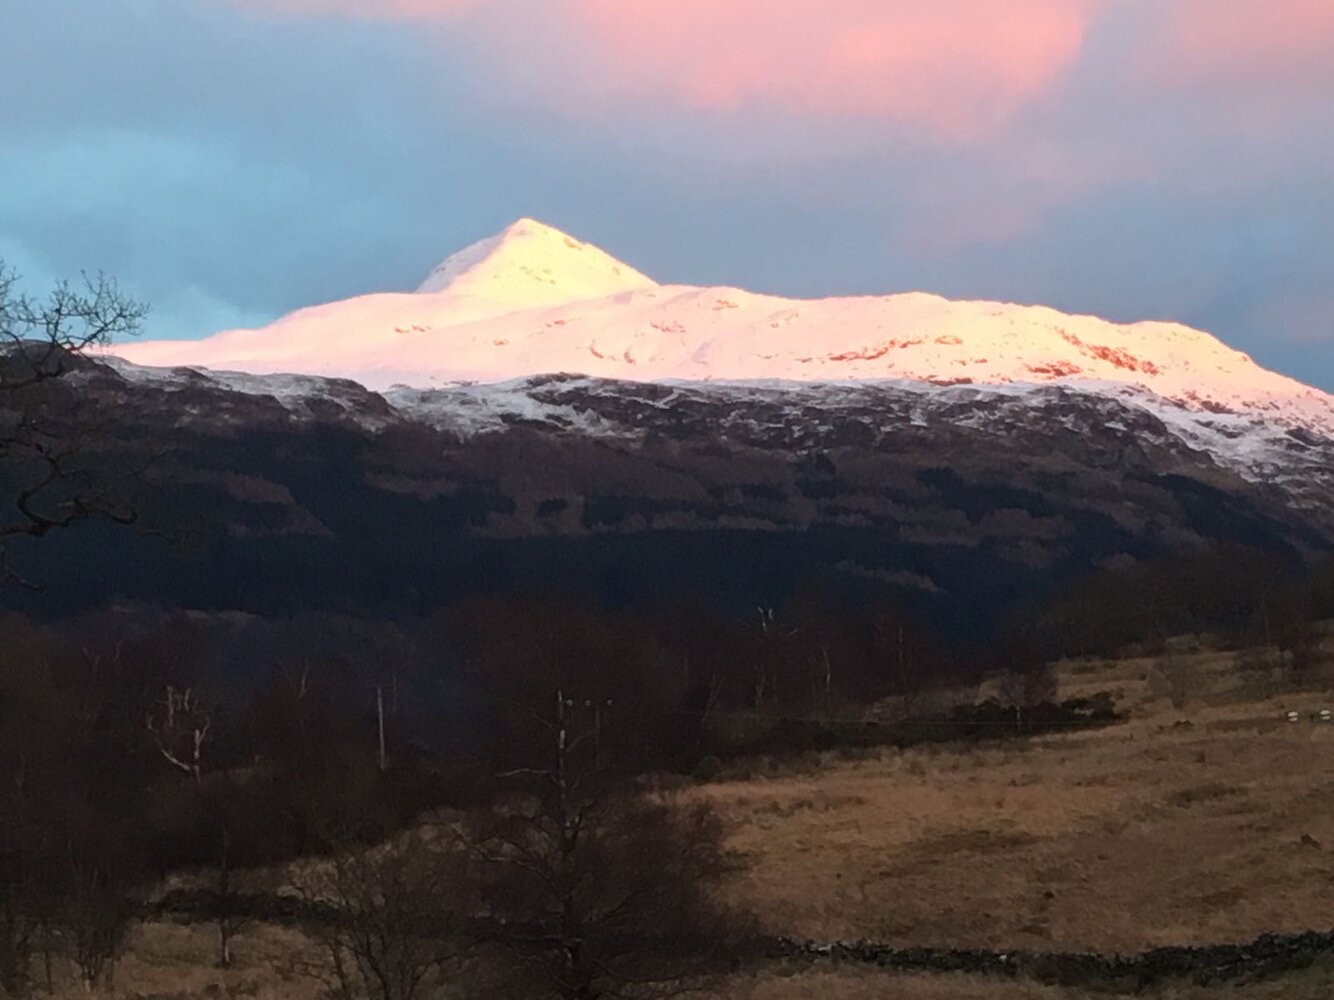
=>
[109,217,1332,433]
[98,356,1334,496]
[95,356,397,426]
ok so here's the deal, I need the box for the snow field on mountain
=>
[108,217,1334,484]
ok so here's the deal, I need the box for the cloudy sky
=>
[3,0,1333,388]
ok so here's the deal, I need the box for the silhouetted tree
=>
[0,263,145,581]
[195,779,279,970]
[293,827,470,1000]
[452,597,746,999]
[0,837,45,997]
[51,831,140,994]
[466,789,741,1000]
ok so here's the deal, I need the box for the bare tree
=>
[200,783,275,971]
[450,597,747,999]
[0,263,146,580]
[466,692,743,999]
[0,849,44,997]
[467,787,742,1000]
[293,828,470,1000]
[0,617,152,998]
[211,825,245,971]
[53,851,137,995]
[146,684,214,784]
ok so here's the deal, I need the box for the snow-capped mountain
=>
[23,203,1334,623]
[109,218,1333,501]
[113,218,1330,418]
[7,216,1325,623]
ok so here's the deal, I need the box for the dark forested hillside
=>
[2,357,1329,642]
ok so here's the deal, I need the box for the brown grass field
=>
[43,633,1334,998]
[698,643,1334,955]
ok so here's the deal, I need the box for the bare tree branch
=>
[0,261,146,581]
[146,685,214,784]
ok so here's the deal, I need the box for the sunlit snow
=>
[109,218,1334,482]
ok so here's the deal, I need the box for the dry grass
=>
[42,921,327,999]
[690,638,1334,954]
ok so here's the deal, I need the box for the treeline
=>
[0,589,996,807]
[1028,546,1334,662]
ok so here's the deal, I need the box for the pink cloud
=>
[555,0,1105,136]
[219,0,1107,137]
[1160,0,1334,84]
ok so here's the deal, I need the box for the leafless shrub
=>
[52,853,137,994]
[465,790,745,1000]
[292,827,471,1000]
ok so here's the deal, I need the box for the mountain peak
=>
[415,218,658,307]
[109,220,1334,446]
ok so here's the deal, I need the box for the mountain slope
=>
[8,354,1330,631]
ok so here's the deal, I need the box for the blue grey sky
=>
[3,0,1332,388]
